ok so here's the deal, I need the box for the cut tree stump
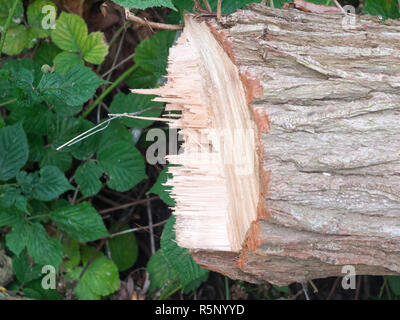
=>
[134,3,400,285]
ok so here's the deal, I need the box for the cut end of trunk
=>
[133,15,261,252]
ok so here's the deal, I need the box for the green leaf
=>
[53,52,84,74]
[51,12,88,52]
[80,245,105,264]
[111,0,176,10]
[39,65,107,107]
[0,0,24,28]
[98,141,147,192]
[0,185,19,208]
[68,257,120,299]
[273,284,290,295]
[98,121,135,149]
[16,170,39,196]
[125,66,158,89]
[14,194,28,214]
[12,251,43,283]
[39,147,72,172]
[8,104,54,136]
[109,93,163,128]
[27,0,57,38]
[387,276,400,296]
[31,166,74,201]
[81,32,109,65]
[364,0,400,19]
[160,216,208,293]
[108,225,138,271]
[5,220,31,255]
[69,119,102,160]
[148,165,175,206]
[147,249,180,298]
[26,223,63,268]
[23,278,63,300]
[51,202,109,242]
[34,42,62,66]
[62,238,81,270]
[0,207,24,227]
[75,161,103,198]
[2,25,32,55]
[128,30,176,88]
[28,134,44,162]
[0,122,29,181]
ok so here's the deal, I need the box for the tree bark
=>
[136,3,400,285]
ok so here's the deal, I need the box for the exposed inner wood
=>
[133,16,260,252]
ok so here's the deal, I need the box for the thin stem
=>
[146,195,156,255]
[99,195,159,214]
[0,98,17,107]
[332,0,345,13]
[27,213,51,221]
[225,277,230,300]
[0,0,20,56]
[202,0,212,12]
[125,9,183,30]
[163,285,182,300]
[101,52,135,78]
[96,22,131,74]
[82,64,139,119]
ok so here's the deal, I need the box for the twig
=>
[98,195,159,214]
[125,9,182,30]
[110,219,168,238]
[354,276,362,300]
[101,52,135,78]
[146,195,156,255]
[301,282,310,300]
[270,0,274,8]
[106,30,126,82]
[77,238,107,282]
[202,0,212,12]
[217,0,222,20]
[332,0,346,13]
[0,0,20,56]
[327,277,340,300]
[308,280,318,294]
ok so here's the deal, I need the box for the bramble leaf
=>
[0,122,29,181]
[160,216,208,293]
[27,0,57,38]
[31,166,74,201]
[97,141,147,192]
[148,165,175,206]
[75,161,103,197]
[51,202,109,242]
[51,12,88,52]
[111,0,176,10]
[108,225,138,271]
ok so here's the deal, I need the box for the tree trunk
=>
[134,3,400,285]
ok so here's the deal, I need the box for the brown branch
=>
[202,0,212,12]
[217,0,222,20]
[125,9,183,30]
[98,196,159,214]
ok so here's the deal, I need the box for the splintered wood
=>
[133,16,260,252]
